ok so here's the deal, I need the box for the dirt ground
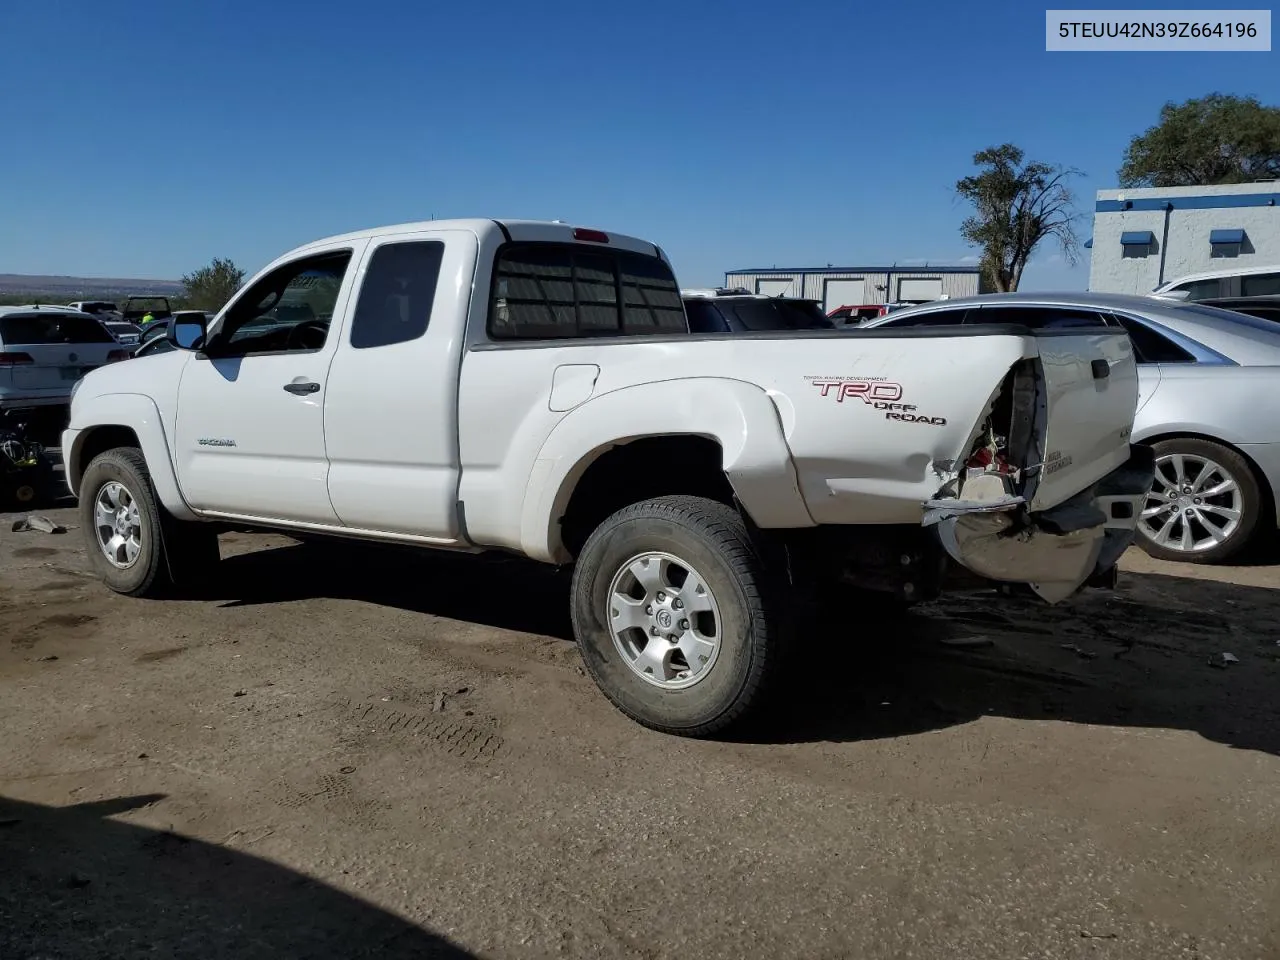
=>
[2,496,1278,960]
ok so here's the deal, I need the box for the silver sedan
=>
[860,291,1280,564]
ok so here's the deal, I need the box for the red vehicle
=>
[826,302,915,325]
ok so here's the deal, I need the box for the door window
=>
[209,252,352,357]
[683,300,728,333]
[349,241,445,349]
[1109,314,1195,364]
[971,307,1110,329]
[1240,272,1280,297]
[1172,278,1222,301]
[878,308,970,327]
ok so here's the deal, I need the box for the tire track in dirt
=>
[333,697,505,763]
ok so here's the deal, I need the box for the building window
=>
[1209,228,1246,259]
[1120,230,1156,259]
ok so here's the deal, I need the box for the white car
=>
[0,306,131,414]
[64,219,1150,736]
[1152,263,1280,301]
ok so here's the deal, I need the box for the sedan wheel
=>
[1137,438,1262,564]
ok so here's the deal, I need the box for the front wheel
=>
[1136,438,1263,564]
[79,447,219,597]
[570,495,788,737]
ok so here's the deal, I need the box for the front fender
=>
[520,378,815,563]
[64,393,196,521]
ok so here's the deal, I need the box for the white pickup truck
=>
[65,219,1153,736]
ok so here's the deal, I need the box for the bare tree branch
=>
[955,144,1080,293]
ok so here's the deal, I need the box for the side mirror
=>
[1151,289,1190,302]
[171,316,207,350]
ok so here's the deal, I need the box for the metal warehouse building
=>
[723,265,984,314]
[1088,181,1280,295]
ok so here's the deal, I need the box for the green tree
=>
[180,257,246,311]
[1120,93,1280,188]
[956,144,1080,293]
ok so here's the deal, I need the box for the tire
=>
[570,495,788,737]
[78,447,220,597]
[1136,437,1263,564]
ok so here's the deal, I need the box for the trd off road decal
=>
[805,376,947,426]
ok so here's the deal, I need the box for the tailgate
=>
[10,343,114,389]
[1027,329,1138,511]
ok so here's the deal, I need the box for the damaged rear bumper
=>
[928,444,1155,603]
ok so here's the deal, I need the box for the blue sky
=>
[0,0,1275,289]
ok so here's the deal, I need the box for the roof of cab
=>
[289,218,664,259]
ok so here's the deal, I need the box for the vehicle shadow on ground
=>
[211,542,1280,758]
[214,540,575,641]
[755,572,1280,756]
[0,793,475,959]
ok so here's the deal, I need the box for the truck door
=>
[322,229,474,541]
[173,242,366,523]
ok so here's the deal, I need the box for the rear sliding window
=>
[489,244,686,339]
[0,313,114,344]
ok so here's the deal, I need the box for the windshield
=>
[0,313,116,344]
[719,299,834,331]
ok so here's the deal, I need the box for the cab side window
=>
[349,241,445,349]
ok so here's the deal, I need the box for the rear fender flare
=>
[520,378,814,563]
[66,393,196,521]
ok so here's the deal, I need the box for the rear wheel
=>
[570,495,787,737]
[1136,438,1262,564]
[79,447,219,597]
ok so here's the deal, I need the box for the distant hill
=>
[0,273,183,300]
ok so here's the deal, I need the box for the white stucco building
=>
[1088,181,1280,294]
[723,265,983,313]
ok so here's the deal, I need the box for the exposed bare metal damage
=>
[924,359,1153,603]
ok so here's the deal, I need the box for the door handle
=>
[1091,359,1110,380]
[283,381,321,395]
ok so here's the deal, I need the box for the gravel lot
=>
[2,495,1279,959]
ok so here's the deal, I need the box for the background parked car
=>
[1151,264,1280,301]
[66,300,123,319]
[0,305,131,438]
[859,292,1280,564]
[827,302,914,325]
[681,289,833,332]
[102,320,143,346]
